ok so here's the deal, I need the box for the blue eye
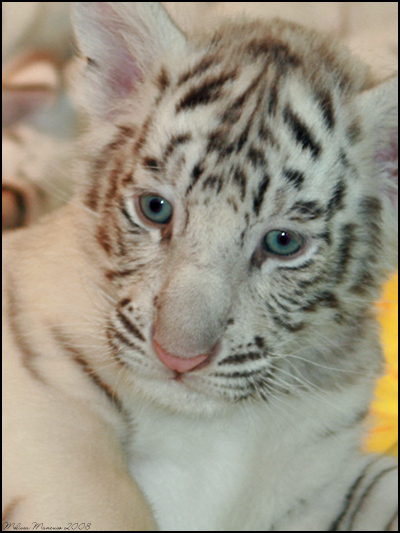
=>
[139,194,173,225]
[264,230,304,257]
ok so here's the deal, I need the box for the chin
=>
[131,373,233,418]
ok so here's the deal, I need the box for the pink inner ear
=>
[108,47,143,102]
[376,129,398,211]
[77,2,147,116]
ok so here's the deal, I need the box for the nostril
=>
[153,338,212,373]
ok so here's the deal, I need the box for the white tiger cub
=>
[2,2,398,531]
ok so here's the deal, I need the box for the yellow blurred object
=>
[364,273,398,456]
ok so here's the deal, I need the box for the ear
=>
[356,75,398,270]
[73,2,186,119]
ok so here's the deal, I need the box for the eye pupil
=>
[277,232,291,246]
[149,198,164,213]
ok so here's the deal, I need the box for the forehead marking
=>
[253,174,271,216]
[176,70,238,113]
[283,105,321,159]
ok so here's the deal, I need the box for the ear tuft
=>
[73,2,186,119]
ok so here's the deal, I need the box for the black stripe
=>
[235,121,251,153]
[233,168,247,201]
[212,368,265,379]
[178,56,219,86]
[207,129,235,158]
[186,162,205,196]
[227,197,239,213]
[316,90,335,130]
[117,311,146,343]
[265,303,306,332]
[258,118,277,145]
[220,70,264,125]
[253,173,271,216]
[326,179,347,220]
[328,474,366,530]
[106,327,144,367]
[254,336,266,349]
[359,196,383,252]
[283,106,321,158]
[247,146,267,169]
[220,91,247,125]
[162,133,193,163]
[105,268,144,281]
[112,329,143,354]
[245,39,301,68]
[349,269,378,296]
[333,223,357,283]
[142,156,161,172]
[268,81,279,116]
[347,467,398,530]
[283,169,305,190]
[156,67,171,92]
[359,196,383,219]
[176,71,237,112]
[272,315,306,332]
[296,272,327,288]
[120,298,132,308]
[202,174,224,194]
[301,290,340,313]
[269,292,293,313]
[133,113,154,158]
[328,459,391,531]
[346,120,363,145]
[289,200,324,221]
[218,352,263,365]
[278,292,302,307]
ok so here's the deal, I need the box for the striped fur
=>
[3,2,397,530]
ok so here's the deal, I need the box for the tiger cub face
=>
[73,2,398,414]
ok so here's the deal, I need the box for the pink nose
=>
[153,339,210,373]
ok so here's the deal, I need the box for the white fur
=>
[128,386,388,530]
[2,3,397,531]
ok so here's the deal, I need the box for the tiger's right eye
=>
[138,194,173,225]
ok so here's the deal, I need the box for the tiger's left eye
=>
[138,194,173,225]
[264,230,304,257]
